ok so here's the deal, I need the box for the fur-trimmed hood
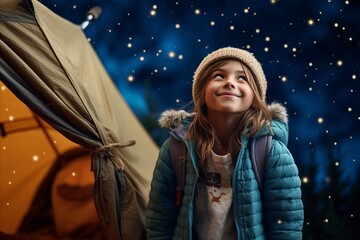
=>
[158,102,289,145]
[159,102,287,128]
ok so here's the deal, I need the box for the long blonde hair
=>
[188,59,271,167]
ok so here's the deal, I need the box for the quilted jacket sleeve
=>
[262,139,304,240]
[145,139,179,240]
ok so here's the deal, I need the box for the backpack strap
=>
[250,135,272,191]
[169,136,186,207]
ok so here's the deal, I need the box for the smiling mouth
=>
[216,92,241,97]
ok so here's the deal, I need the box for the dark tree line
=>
[301,142,360,240]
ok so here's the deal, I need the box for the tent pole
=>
[33,113,60,157]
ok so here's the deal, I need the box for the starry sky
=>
[40,0,359,188]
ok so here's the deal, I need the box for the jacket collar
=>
[159,102,287,127]
[158,102,289,144]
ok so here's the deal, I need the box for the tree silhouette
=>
[344,173,360,238]
[301,139,359,239]
[302,143,323,239]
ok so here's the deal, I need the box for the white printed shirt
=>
[194,151,236,240]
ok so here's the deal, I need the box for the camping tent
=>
[0,0,159,239]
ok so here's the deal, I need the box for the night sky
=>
[40,0,359,188]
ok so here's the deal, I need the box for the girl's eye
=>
[213,73,224,79]
[237,75,248,81]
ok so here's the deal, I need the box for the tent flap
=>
[0,0,158,239]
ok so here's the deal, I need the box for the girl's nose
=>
[224,77,236,88]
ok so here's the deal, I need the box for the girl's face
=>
[204,60,254,116]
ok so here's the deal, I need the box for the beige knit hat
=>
[192,47,267,102]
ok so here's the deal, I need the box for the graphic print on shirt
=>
[206,172,221,188]
[205,172,231,203]
[210,192,225,202]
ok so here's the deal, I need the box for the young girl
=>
[145,47,304,239]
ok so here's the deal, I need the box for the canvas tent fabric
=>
[0,0,159,239]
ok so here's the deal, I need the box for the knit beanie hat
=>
[192,47,267,103]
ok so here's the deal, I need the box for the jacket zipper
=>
[232,137,248,239]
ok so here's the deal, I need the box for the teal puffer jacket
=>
[145,103,304,240]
